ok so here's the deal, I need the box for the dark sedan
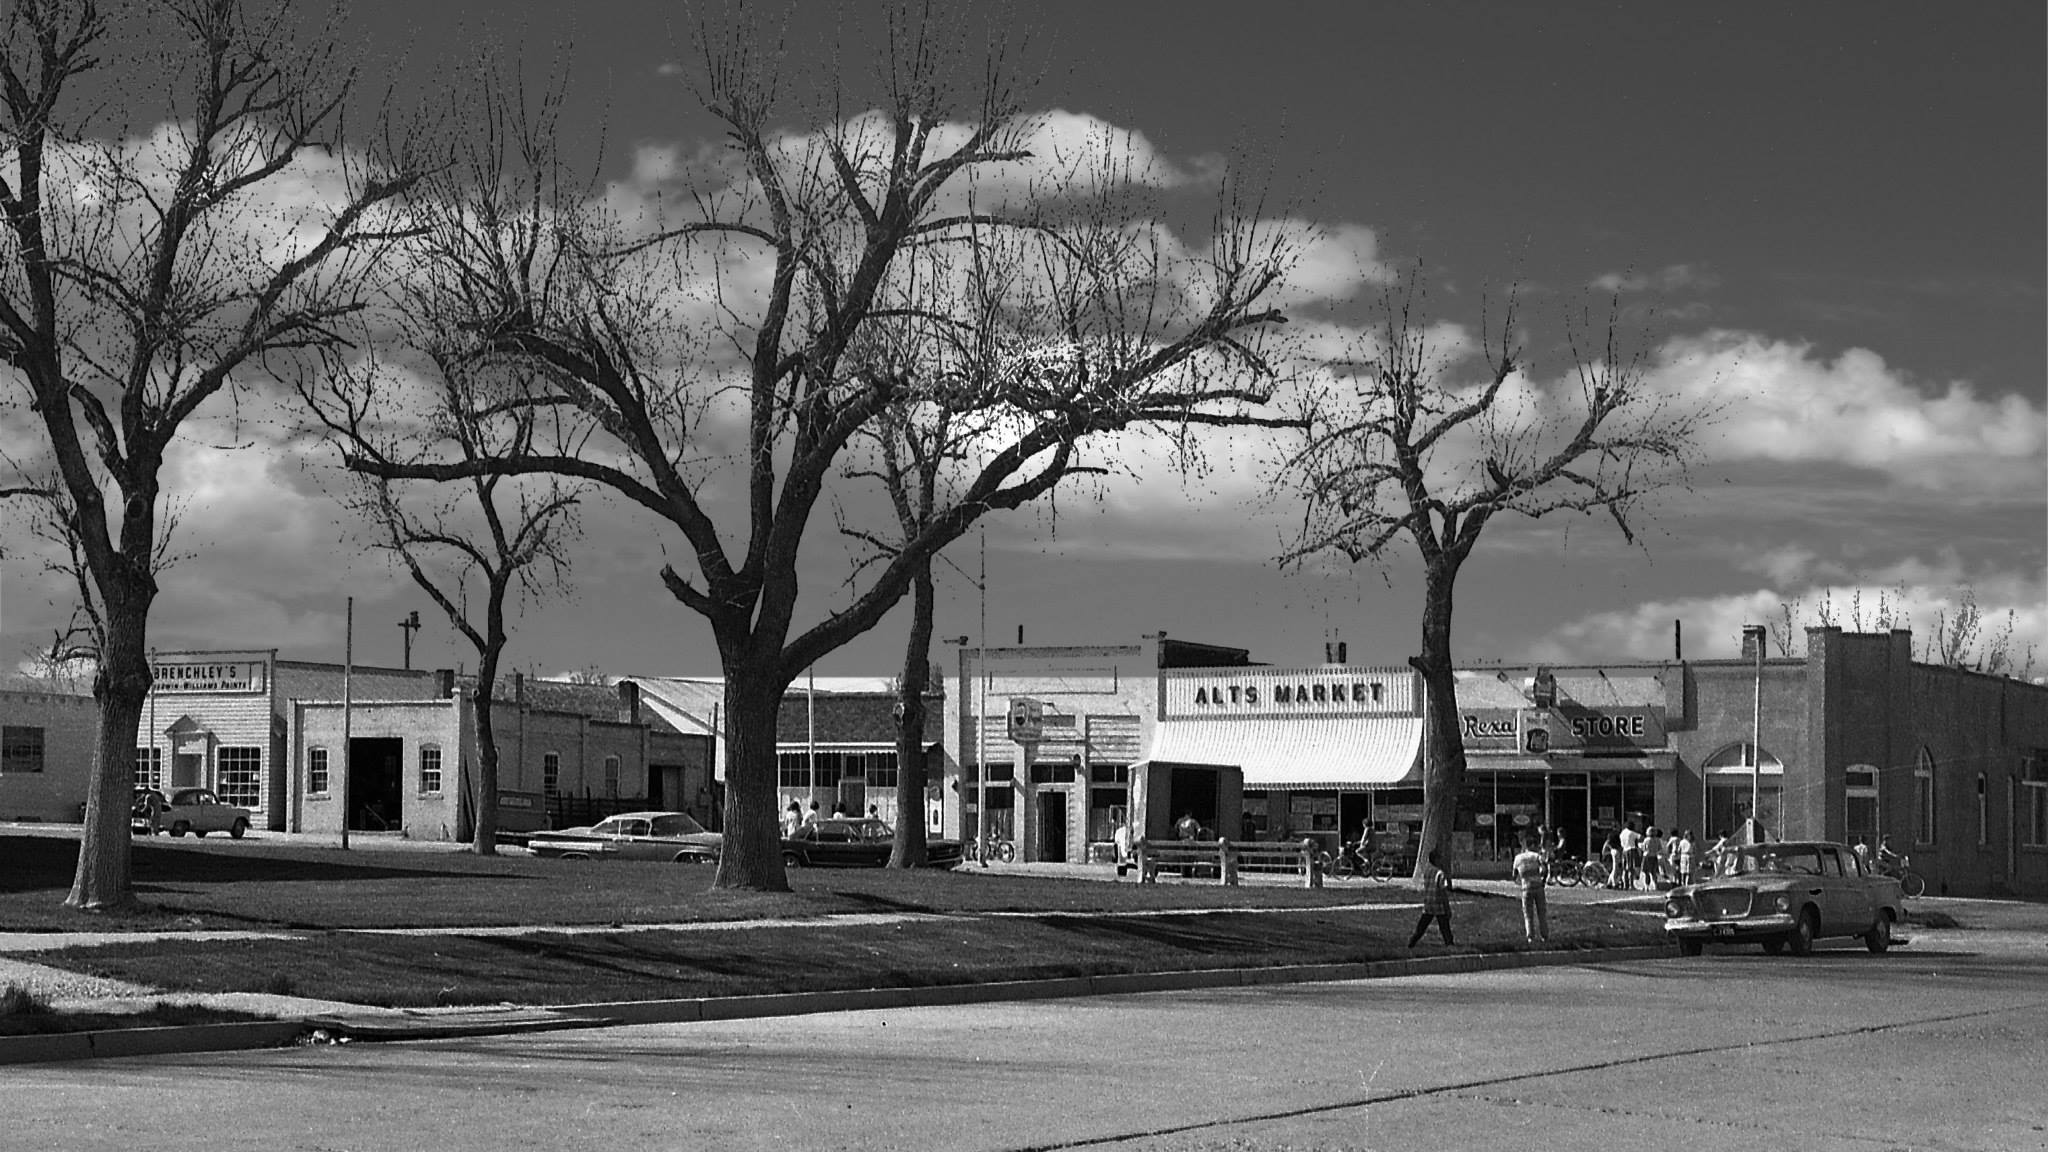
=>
[781,818,965,869]
[527,811,723,863]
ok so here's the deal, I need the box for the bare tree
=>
[0,0,420,908]
[1281,280,1713,878]
[301,349,582,856]
[335,10,1306,890]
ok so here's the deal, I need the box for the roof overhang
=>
[1147,715,1423,788]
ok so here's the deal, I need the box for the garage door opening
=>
[348,737,403,832]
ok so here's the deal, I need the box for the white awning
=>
[1147,715,1423,788]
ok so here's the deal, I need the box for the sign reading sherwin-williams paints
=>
[149,656,267,694]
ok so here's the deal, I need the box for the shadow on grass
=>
[1,836,516,894]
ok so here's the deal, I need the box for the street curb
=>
[549,944,1679,1027]
[0,1020,306,1066]
[0,944,1675,1064]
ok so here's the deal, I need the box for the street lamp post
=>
[1743,624,1767,841]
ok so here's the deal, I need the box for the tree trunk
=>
[888,563,937,868]
[712,675,792,891]
[470,652,501,856]
[67,594,147,911]
[1409,560,1468,882]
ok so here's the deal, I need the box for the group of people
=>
[777,799,880,838]
[1601,822,1705,889]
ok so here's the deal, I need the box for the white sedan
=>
[152,787,252,839]
[527,811,723,863]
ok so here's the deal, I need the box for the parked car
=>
[780,817,965,869]
[143,787,252,839]
[1664,840,1904,956]
[527,811,723,863]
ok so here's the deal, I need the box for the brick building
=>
[0,685,99,822]
[940,628,2048,896]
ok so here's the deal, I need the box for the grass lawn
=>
[3,833,1672,1011]
[0,985,264,1037]
[1,834,1410,931]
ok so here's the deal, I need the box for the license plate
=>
[1712,925,1735,937]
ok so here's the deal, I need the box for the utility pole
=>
[398,610,421,670]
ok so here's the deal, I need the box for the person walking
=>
[1674,829,1696,886]
[1601,830,1623,889]
[1406,847,1456,947]
[779,801,803,839]
[1511,832,1550,943]
[1618,821,1643,889]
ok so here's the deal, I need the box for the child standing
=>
[1407,847,1456,947]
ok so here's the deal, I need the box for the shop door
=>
[1039,790,1069,863]
[348,737,403,832]
[172,751,203,788]
[1548,774,1589,858]
[838,778,867,819]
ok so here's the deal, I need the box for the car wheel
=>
[1865,911,1893,954]
[562,852,590,861]
[230,818,248,840]
[169,822,189,838]
[1761,938,1785,955]
[782,851,803,869]
[193,829,207,838]
[1678,937,1705,957]
[1786,908,1818,956]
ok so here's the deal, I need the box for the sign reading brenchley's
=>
[150,657,267,694]
[1459,706,1665,753]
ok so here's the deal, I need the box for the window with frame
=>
[603,755,620,798]
[1977,774,1988,847]
[134,747,162,789]
[419,745,443,794]
[308,747,329,794]
[217,747,262,809]
[1914,749,1936,845]
[1,726,45,774]
[866,751,898,790]
[2024,753,2048,848]
[542,752,561,797]
[777,752,810,788]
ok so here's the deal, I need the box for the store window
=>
[542,752,561,797]
[419,745,443,794]
[308,747,329,795]
[603,755,620,798]
[1702,743,1781,838]
[1,726,44,774]
[1914,748,1936,845]
[777,752,810,788]
[217,746,261,809]
[134,747,162,790]
[865,751,898,790]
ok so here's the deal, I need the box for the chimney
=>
[1324,640,1348,665]
[618,679,641,725]
[434,668,455,698]
[1673,620,1683,662]
[1740,625,1766,661]
[514,670,526,706]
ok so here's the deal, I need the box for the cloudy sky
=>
[2,0,2042,684]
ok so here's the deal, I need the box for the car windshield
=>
[1717,845,1824,877]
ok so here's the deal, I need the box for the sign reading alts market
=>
[1165,668,1417,716]
[150,656,267,694]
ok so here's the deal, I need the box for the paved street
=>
[9,903,2046,1152]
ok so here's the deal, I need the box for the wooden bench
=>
[1135,838,1323,888]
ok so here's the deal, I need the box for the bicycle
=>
[1878,855,1927,898]
[1572,858,1612,888]
[966,838,1016,865]
[1544,854,1588,888]
[1320,846,1398,882]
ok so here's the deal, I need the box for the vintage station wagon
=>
[1664,840,1905,956]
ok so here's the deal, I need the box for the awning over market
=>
[1146,715,1424,789]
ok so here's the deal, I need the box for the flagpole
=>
[341,597,353,851]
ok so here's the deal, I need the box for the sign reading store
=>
[1460,706,1665,753]
[1165,667,1418,716]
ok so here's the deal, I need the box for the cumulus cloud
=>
[1649,331,2045,492]
[1591,263,1720,294]
[1530,560,2047,669]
